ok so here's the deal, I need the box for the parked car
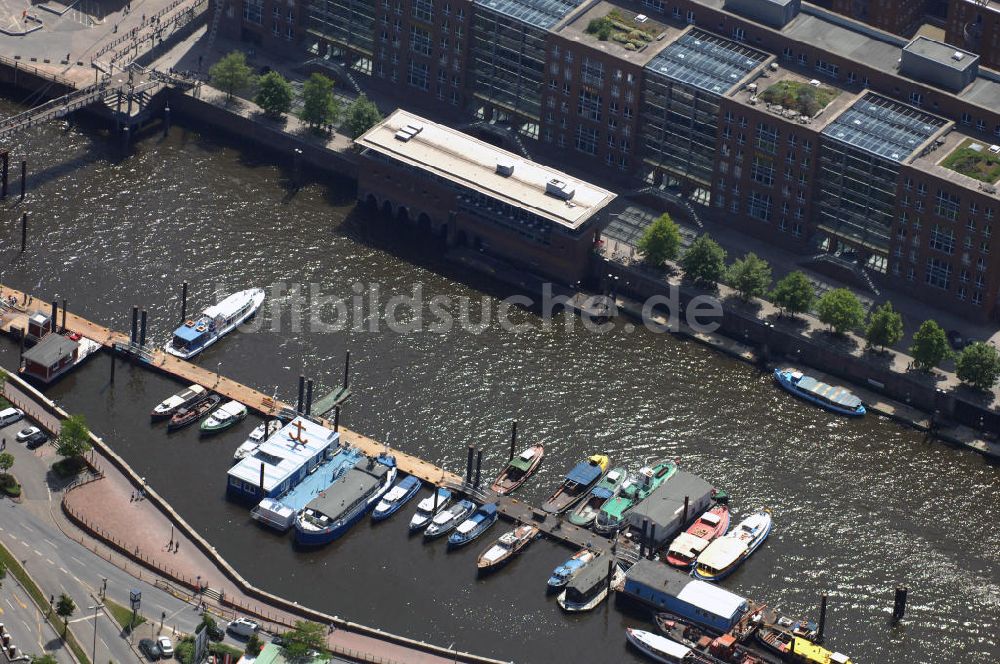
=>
[15,426,41,443]
[947,329,965,350]
[138,638,162,661]
[157,636,174,658]
[0,407,24,427]
[227,617,260,638]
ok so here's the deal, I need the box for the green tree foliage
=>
[0,451,12,474]
[0,560,6,586]
[300,73,340,130]
[637,213,681,267]
[255,71,294,118]
[56,593,75,635]
[726,252,772,300]
[864,301,904,351]
[344,95,382,138]
[909,319,951,370]
[280,620,327,660]
[680,234,727,286]
[54,415,92,459]
[956,342,1000,390]
[770,271,815,316]
[245,633,263,656]
[209,51,254,101]
[816,288,865,335]
[30,656,57,664]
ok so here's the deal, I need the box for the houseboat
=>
[773,368,865,417]
[595,459,677,535]
[558,551,624,612]
[166,288,265,359]
[694,510,772,582]
[490,444,544,495]
[541,454,609,514]
[625,470,716,549]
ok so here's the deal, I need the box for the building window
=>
[847,72,856,85]
[581,57,604,87]
[413,0,433,22]
[686,9,695,23]
[977,119,986,133]
[286,24,293,39]
[782,47,792,61]
[577,89,602,121]
[575,126,598,155]
[748,191,773,222]
[409,25,431,55]
[750,155,774,186]
[935,189,960,221]
[972,290,983,305]
[732,26,745,41]
[929,225,955,254]
[798,54,807,66]
[815,59,838,78]
[243,0,262,24]
[755,123,778,154]
[910,92,922,106]
[925,257,952,290]
[407,61,429,90]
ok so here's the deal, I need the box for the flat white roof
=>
[356,110,616,230]
[228,417,338,492]
[676,579,747,618]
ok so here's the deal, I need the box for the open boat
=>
[167,393,221,431]
[595,459,678,534]
[233,419,282,462]
[694,510,772,582]
[557,552,623,612]
[476,524,539,572]
[409,488,453,532]
[490,444,544,495]
[547,548,596,591]
[372,475,422,521]
[199,400,248,435]
[448,503,499,548]
[424,499,476,540]
[541,454,609,515]
[773,368,865,417]
[568,466,626,527]
[665,504,730,569]
[166,288,265,359]
[625,628,697,663]
[151,384,207,420]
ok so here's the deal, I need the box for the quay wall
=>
[0,367,510,664]
[0,55,76,94]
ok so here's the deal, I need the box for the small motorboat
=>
[774,367,866,417]
[409,488,453,532]
[167,393,222,431]
[448,503,499,549]
[233,419,282,462]
[199,400,248,435]
[372,475,422,521]
[476,524,539,572]
[547,548,596,591]
[151,384,208,420]
[541,454,609,515]
[424,499,476,540]
[568,466,626,527]
[490,443,544,495]
[625,628,696,663]
[665,504,730,569]
[694,509,772,582]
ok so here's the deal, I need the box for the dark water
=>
[1,96,998,664]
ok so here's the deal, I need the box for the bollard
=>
[892,586,907,622]
[333,406,340,432]
[131,305,139,345]
[818,593,828,642]
[305,379,314,416]
[297,375,305,414]
[474,449,483,488]
[19,160,25,199]
[180,281,188,323]
[509,420,518,460]
[20,212,26,252]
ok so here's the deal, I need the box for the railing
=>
[0,81,108,140]
[0,53,77,87]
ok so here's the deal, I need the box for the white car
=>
[156,636,174,658]
[0,407,24,427]
[226,617,259,638]
[15,426,40,443]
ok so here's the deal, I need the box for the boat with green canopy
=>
[594,459,677,535]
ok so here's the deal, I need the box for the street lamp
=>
[88,601,104,664]
[216,362,222,386]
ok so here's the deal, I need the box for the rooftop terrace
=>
[558,2,674,65]
[645,28,770,95]
[940,138,1000,184]
[821,92,949,162]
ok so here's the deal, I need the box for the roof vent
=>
[546,178,575,200]
[808,79,821,87]
[394,123,424,142]
[496,159,515,176]
[952,51,964,61]
[634,14,648,23]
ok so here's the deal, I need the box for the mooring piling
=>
[130,305,139,345]
[19,159,26,199]
[305,378,314,416]
[20,212,27,252]
[819,593,828,642]
[139,309,147,347]
[466,445,475,485]
[297,375,305,414]
[1,151,9,198]
[180,281,188,323]
[509,420,517,460]
[892,586,908,623]
[474,449,483,488]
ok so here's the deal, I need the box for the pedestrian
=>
[1,438,5,451]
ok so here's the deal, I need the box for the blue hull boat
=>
[424,499,476,540]
[774,368,866,417]
[372,475,422,522]
[547,548,596,591]
[447,503,499,549]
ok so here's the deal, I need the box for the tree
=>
[909,319,951,370]
[301,73,340,130]
[245,633,263,656]
[680,234,727,286]
[344,95,382,138]
[0,451,12,475]
[209,51,254,101]
[956,342,1000,390]
[864,301,904,351]
[0,560,6,587]
[280,620,327,660]
[726,252,772,300]
[54,414,92,460]
[637,213,681,267]
[255,71,293,119]
[55,594,75,636]
[816,288,865,335]
[771,271,815,317]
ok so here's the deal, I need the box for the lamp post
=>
[88,601,104,664]
[216,361,222,387]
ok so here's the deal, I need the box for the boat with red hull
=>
[665,504,731,569]
[490,444,544,495]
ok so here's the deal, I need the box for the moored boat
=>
[490,444,544,495]
[541,454,609,515]
[447,503,499,549]
[409,488,453,532]
[476,524,539,572]
[547,548,596,591]
[694,510,772,582]
[625,628,694,663]
[372,475,422,521]
[557,552,623,612]
[167,393,222,431]
[199,400,248,435]
[233,419,282,462]
[595,459,678,534]
[665,504,730,569]
[568,466,626,527]
[424,499,476,539]
[151,384,208,420]
[773,368,865,417]
[166,288,266,359]
[655,615,772,664]
[756,623,852,664]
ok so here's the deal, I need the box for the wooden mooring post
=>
[509,420,517,460]
[892,586,908,623]
[1,151,8,198]
[180,281,188,323]
[19,159,26,199]
[20,213,27,252]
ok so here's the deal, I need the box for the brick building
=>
[945,0,1000,70]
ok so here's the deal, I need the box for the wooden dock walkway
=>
[0,284,609,552]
